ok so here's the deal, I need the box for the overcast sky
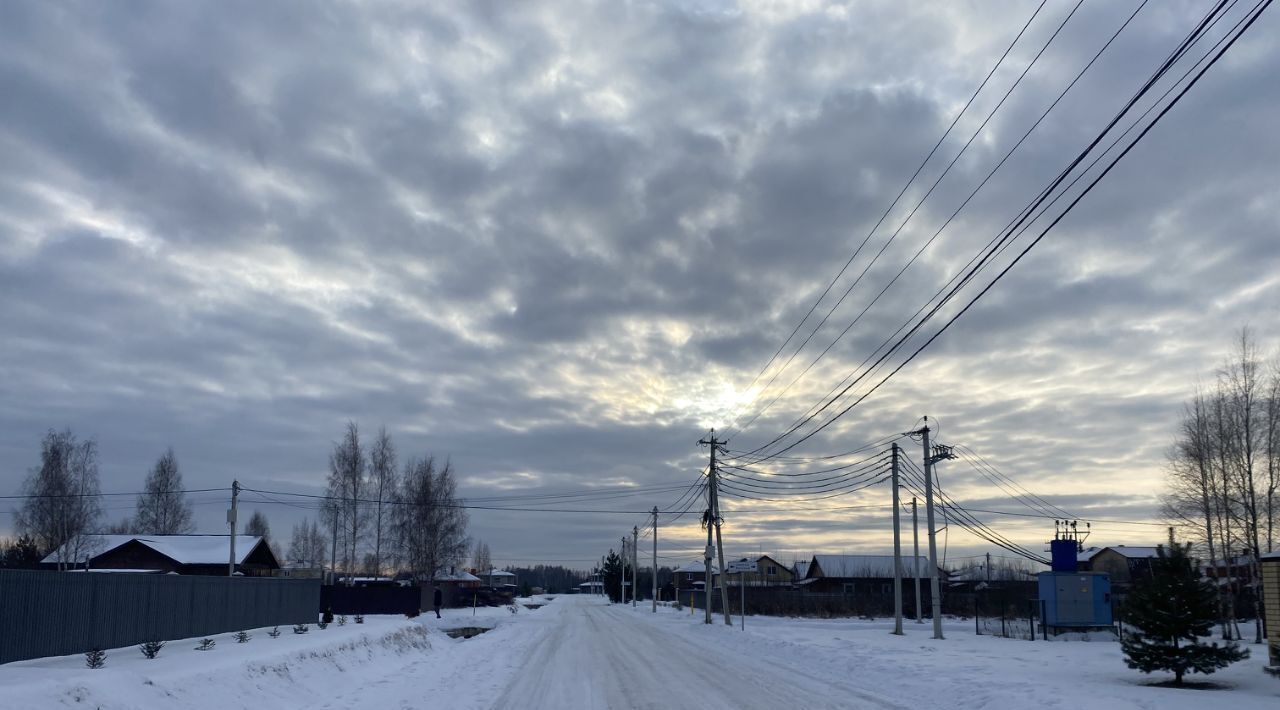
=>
[2,0,1277,571]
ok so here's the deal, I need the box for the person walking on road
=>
[433,586,443,618]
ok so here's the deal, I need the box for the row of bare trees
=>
[288,422,469,583]
[1162,328,1278,642]
[14,430,200,568]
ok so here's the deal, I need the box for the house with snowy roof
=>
[796,554,942,613]
[1076,545,1160,584]
[673,560,714,591]
[41,534,279,576]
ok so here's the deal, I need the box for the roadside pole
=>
[652,507,659,613]
[891,445,903,635]
[621,538,628,604]
[632,526,639,609]
[227,480,239,577]
[912,497,923,624]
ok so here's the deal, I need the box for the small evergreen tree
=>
[1121,541,1248,685]
[195,638,216,651]
[267,626,281,638]
[235,631,251,643]
[138,640,165,659]
[84,648,105,669]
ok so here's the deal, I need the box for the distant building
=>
[713,555,796,588]
[1077,546,1161,585]
[796,554,941,615]
[673,560,713,591]
[40,534,279,576]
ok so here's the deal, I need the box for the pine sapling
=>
[354,614,364,624]
[317,621,329,629]
[139,640,165,659]
[1121,541,1249,685]
[267,626,281,638]
[235,631,251,643]
[338,615,347,626]
[293,624,309,634]
[195,638,216,651]
[84,648,106,669]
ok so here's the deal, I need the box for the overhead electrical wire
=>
[719,0,1054,442]
[734,0,1264,464]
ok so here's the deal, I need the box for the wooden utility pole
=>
[699,430,732,626]
[652,507,659,613]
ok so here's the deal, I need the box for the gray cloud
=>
[2,0,1277,567]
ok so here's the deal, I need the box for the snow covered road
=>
[6,593,1277,709]
[492,596,900,710]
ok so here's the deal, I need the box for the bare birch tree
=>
[326,422,366,583]
[393,456,468,583]
[134,448,194,534]
[368,427,397,575]
[15,429,103,570]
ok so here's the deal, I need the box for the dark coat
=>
[433,588,443,607]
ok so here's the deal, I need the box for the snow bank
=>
[2,618,430,709]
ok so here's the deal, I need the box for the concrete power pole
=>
[912,497,923,624]
[632,525,639,608]
[891,444,903,635]
[227,480,240,577]
[915,416,954,640]
[652,507,659,613]
[620,538,628,604]
[699,430,732,626]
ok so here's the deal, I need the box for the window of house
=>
[766,565,777,576]
[842,583,855,595]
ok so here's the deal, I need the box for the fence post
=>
[974,594,980,636]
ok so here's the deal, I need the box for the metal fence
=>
[0,570,321,664]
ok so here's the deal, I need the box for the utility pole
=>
[912,497,922,624]
[227,480,240,577]
[913,416,955,640]
[986,552,992,583]
[330,507,339,585]
[620,538,628,604]
[699,430,732,626]
[891,444,903,635]
[632,525,639,608]
[652,507,659,613]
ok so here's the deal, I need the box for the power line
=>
[724,0,1056,441]
[735,0,1265,463]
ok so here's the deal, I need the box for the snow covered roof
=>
[808,554,933,579]
[42,534,266,566]
[1079,545,1161,562]
[434,570,482,582]
[1262,550,1280,561]
[484,570,516,578]
[674,560,718,574]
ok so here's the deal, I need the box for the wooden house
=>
[41,534,279,576]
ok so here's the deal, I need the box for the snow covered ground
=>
[2,595,1276,709]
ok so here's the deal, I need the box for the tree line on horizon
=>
[4,422,470,583]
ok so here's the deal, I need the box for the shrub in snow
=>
[338,615,347,626]
[268,626,281,638]
[317,621,329,630]
[1121,541,1248,685]
[195,638,216,651]
[84,648,106,669]
[354,614,364,624]
[139,640,165,659]
[293,624,309,634]
[235,631,251,643]
[507,604,519,614]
